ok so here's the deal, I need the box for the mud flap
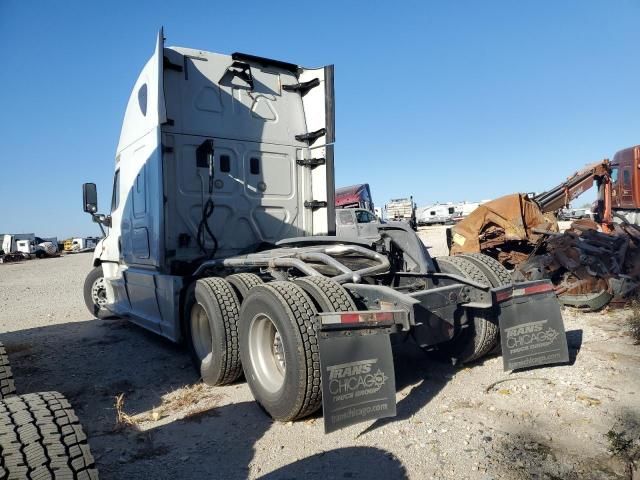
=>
[317,311,401,433]
[494,281,570,371]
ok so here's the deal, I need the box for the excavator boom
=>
[533,159,611,215]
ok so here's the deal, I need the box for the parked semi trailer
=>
[82,30,568,432]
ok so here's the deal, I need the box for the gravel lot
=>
[0,229,638,479]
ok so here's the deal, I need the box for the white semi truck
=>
[1,233,35,254]
[1,234,58,258]
[82,30,568,433]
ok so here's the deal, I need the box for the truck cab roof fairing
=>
[116,28,167,155]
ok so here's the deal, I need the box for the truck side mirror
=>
[83,183,98,213]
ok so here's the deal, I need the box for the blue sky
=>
[1,1,639,237]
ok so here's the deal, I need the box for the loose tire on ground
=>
[239,282,321,421]
[433,256,499,363]
[0,391,98,479]
[185,277,243,386]
[0,344,15,399]
[293,276,356,312]
[82,266,111,319]
[457,253,512,287]
[226,273,264,302]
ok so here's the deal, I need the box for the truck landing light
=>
[495,282,555,303]
[319,310,406,328]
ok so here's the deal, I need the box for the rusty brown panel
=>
[449,193,553,257]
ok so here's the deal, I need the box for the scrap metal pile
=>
[449,193,559,269]
[447,158,640,310]
[514,219,640,310]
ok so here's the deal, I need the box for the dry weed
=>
[156,383,223,420]
[113,393,139,432]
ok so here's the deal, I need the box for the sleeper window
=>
[111,170,120,212]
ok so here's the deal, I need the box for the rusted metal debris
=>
[447,158,636,309]
[449,194,559,269]
[513,220,640,310]
[448,194,640,309]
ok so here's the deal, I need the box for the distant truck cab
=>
[610,145,640,223]
[335,184,374,212]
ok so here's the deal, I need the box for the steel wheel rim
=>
[248,313,286,393]
[91,277,107,307]
[190,303,212,361]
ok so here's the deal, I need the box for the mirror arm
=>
[91,214,109,236]
[93,215,106,236]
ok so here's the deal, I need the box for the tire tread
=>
[256,282,322,420]
[196,278,243,385]
[0,391,98,479]
[457,253,511,287]
[226,273,264,302]
[0,343,16,400]
[293,276,356,312]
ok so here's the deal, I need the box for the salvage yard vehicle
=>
[417,203,456,226]
[385,197,418,230]
[71,237,99,252]
[609,144,640,224]
[335,208,384,238]
[335,183,375,212]
[1,233,35,255]
[16,238,58,257]
[558,207,592,221]
[82,30,568,432]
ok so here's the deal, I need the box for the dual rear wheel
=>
[185,256,509,421]
[433,253,510,363]
[186,275,354,421]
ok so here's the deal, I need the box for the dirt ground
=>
[0,228,639,479]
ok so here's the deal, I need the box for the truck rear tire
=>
[239,282,321,421]
[186,278,243,386]
[83,266,111,319]
[226,273,263,302]
[293,276,356,312]
[433,256,499,363]
[0,391,98,479]
[0,343,15,399]
[457,253,512,287]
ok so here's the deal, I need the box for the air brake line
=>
[196,139,218,259]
